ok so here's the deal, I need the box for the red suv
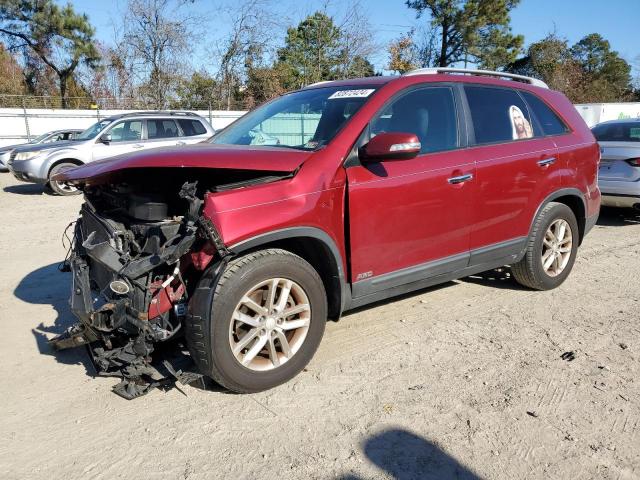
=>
[53,68,600,398]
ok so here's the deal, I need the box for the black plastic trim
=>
[346,242,526,311]
[530,188,587,240]
[351,252,469,298]
[348,236,527,307]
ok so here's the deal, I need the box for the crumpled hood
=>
[56,143,313,184]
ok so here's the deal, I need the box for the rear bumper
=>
[598,177,640,208]
[600,194,640,209]
[598,178,640,196]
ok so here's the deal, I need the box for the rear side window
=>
[177,119,207,136]
[592,122,640,142]
[521,91,568,136]
[464,86,534,145]
[371,86,458,154]
[147,119,180,139]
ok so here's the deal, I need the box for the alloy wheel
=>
[541,218,573,277]
[228,278,311,371]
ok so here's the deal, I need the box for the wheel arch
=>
[230,227,348,320]
[47,158,84,179]
[532,189,587,244]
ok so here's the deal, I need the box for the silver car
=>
[0,129,82,172]
[7,111,214,195]
[593,119,640,209]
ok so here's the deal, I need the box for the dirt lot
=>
[0,173,639,480]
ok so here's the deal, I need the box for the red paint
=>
[56,144,311,184]
[189,243,217,271]
[346,148,474,278]
[361,132,421,159]
[148,281,185,320]
[67,73,600,291]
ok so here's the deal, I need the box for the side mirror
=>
[360,132,421,162]
[99,133,112,144]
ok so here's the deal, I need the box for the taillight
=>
[626,158,640,167]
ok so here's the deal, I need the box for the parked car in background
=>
[7,111,214,195]
[0,129,82,172]
[592,119,640,209]
[51,68,600,398]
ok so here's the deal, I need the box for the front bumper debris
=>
[50,254,205,399]
[49,323,97,350]
[49,181,229,399]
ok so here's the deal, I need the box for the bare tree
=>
[78,42,138,108]
[214,0,283,109]
[0,43,24,94]
[118,0,198,108]
[632,54,640,95]
[333,1,379,78]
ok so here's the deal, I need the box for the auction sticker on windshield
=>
[328,89,375,99]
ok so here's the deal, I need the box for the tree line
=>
[0,0,637,110]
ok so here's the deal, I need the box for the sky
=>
[71,0,639,76]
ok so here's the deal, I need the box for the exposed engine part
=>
[179,181,231,258]
[109,279,130,295]
[49,179,235,399]
[49,323,98,350]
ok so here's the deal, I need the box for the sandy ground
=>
[0,172,639,480]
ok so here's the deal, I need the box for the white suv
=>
[8,112,214,195]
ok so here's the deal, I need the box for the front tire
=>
[511,202,579,290]
[48,162,81,196]
[186,249,327,393]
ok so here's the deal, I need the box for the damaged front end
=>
[50,168,288,399]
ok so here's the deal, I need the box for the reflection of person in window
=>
[510,105,533,140]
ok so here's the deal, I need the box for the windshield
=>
[76,119,112,141]
[211,86,378,150]
[592,122,640,142]
[30,132,51,144]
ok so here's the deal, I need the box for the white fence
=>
[0,108,246,147]
[2,102,640,147]
[574,103,640,127]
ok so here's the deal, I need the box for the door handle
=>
[176,141,186,145]
[132,144,144,149]
[447,173,474,184]
[537,157,556,167]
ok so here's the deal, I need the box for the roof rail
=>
[114,110,200,118]
[304,80,334,88]
[403,67,549,89]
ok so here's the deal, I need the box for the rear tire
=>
[511,202,579,290]
[185,249,327,393]
[48,162,81,196]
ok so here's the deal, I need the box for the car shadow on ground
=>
[14,262,95,375]
[339,428,481,480]
[596,206,640,226]
[460,266,529,290]
[341,281,456,318]
[342,268,528,319]
[2,183,48,195]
